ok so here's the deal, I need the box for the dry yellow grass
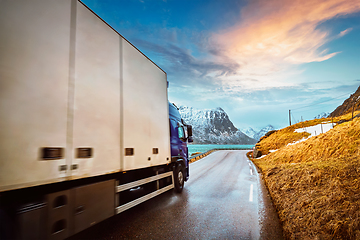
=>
[256,111,360,156]
[252,115,360,239]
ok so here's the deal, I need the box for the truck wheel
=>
[174,164,184,193]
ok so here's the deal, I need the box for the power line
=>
[293,101,342,114]
[291,91,353,111]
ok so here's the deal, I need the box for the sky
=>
[82,0,360,130]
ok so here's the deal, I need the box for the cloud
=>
[212,0,360,90]
[118,0,360,97]
[338,27,353,37]
[133,38,240,79]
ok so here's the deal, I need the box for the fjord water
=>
[188,144,254,156]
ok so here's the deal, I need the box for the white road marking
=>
[250,169,253,175]
[249,184,253,202]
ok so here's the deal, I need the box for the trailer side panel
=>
[0,0,71,191]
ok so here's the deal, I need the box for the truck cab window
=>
[178,123,185,140]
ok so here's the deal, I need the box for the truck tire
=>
[174,164,184,193]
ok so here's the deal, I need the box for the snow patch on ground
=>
[286,137,309,147]
[283,123,335,147]
[294,123,334,137]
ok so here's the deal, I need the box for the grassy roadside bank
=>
[251,113,360,239]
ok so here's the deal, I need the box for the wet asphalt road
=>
[69,150,283,239]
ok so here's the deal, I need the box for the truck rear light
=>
[41,147,64,160]
[76,148,93,158]
[125,148,134,156]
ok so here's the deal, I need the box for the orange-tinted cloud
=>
[212,0,360,89]
[338,28,353,37]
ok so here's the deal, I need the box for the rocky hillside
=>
[329,85,360,117]
[179,106,257,144]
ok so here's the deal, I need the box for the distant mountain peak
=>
[314,112,330,119]
[244,125,276,141]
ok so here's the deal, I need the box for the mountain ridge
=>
[329,85,360,117]
[178,106,257,144]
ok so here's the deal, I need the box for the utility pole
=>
[301,116,305,130]
[289,109,292,126]
[321,123,323,134]
[352,97,356,120]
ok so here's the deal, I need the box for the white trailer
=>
[0,1,189,239]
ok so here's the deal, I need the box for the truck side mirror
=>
[187,125,193,137]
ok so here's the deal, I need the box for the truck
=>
[0,0,193,239]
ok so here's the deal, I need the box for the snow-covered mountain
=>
[314,112,330,119]
[243,127,257,140]
[244,125,275,141]
[178,106,257,144]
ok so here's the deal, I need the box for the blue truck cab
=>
[169,102,193,192]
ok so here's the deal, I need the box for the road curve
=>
[68,150,283,240]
